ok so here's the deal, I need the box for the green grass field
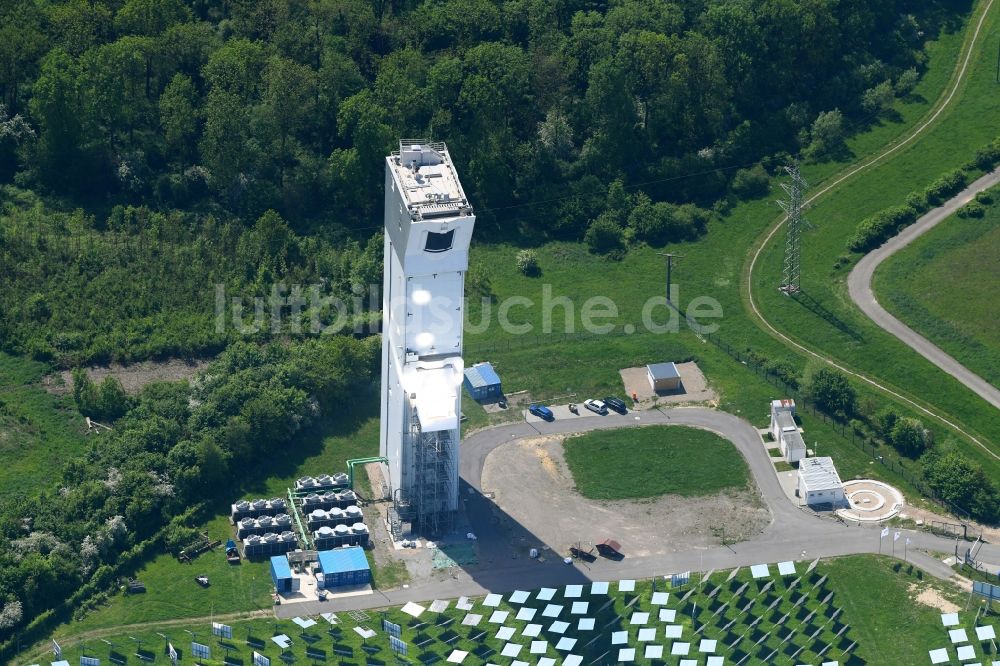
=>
[28,555,982,666]
[875,193,1000,385]
[747,0,1000,475]
[0,352,89,498]
[563,426,750,500]
[70,514,274,633]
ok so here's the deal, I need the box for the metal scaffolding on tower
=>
[398,409,455,537]
[777,164,809,295]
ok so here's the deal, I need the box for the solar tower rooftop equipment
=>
[380,140,475,537]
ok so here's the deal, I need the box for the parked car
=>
[583,399,608,415]
[528,404,554,420]
[603,396,628,414]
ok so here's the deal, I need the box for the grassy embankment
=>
[874,188,1000,385]
[749,0,1000,476]
[0,352,89,497]
[28,555,975,666]
[563,426,750,500]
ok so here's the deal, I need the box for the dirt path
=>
[902,503,1000,543]
[26,609,271,662]
[743,0,999,458]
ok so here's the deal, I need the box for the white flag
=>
[880,527,889,538]
[906,537,912,545]
[53,639,62,657]
[894,531,901,541]
[169,642,178,660]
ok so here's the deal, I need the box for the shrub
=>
[862,80,895,115]
[97,377,130,421]
[972,140,1000,171]
[164,523,201,553]
[974,190,993,205]
[627,200,711,246]
[806,367,856,417]
[848,204,918,251]
[730,164,770,199]
[765,359,801,389]
[905,191,928,213]
[889,417,931,457]
[584,213,625,255]
[804,109,845,160]
[894,67,919,95]
[515,249,539,276]
[72,368,100,417]
[922,450,1000,523]
[924,168,966,204]
[957,201,985,218]
[872,407,899,441]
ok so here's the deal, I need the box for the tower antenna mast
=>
[777,164,809,295]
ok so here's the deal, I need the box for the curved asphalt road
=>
[848,168,1000,412]
[279,409,1000,617]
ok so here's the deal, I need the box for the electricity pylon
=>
[777,164,809,295]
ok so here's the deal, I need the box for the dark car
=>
[603,396,628,414]
[528,404,554,421]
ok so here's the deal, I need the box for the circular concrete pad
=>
[836,479,905,522]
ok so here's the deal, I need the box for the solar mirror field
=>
[30,555,997,665]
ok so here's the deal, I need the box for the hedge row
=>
[847,134,1000,253]
[848,204,920,251]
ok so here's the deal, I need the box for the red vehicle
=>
[597,539,623,560]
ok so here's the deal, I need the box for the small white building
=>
[770,399,806,464]
[647,362,681,393]
[769,399,795,437]
[797,457,846,507]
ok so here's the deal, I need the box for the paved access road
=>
[279,409,1000,617]
[848,168,1000,412]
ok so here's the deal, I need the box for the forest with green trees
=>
[0,336,376,648]
[1,0,960,364]
[0,0,985,649]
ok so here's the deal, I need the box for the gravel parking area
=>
[480,433,770,558]
[619,362,717,406]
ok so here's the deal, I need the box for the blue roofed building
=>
[269,555,299,595]
[463,361,502,403]
[317,546,372,589]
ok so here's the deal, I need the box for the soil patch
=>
[47,358,212,396]
[909,583,960,613]
[619,362,717,407]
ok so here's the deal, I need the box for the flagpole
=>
[892,534,895,558]
[878,527,882,555]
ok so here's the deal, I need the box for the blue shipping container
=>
[270,555,293,593]
[463,362,502,402]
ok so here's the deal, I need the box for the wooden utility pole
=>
[657,252,683,303]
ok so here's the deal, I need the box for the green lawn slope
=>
[874,194,1000,386]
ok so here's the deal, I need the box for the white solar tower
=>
[380,140,475,537]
